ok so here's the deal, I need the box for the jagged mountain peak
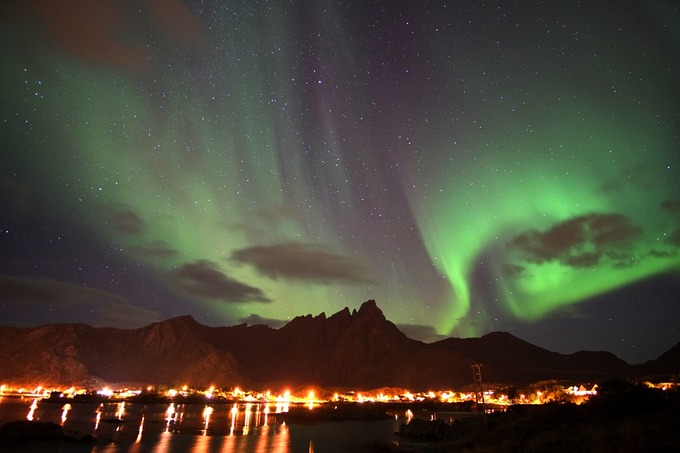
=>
[140,315,206,349]
[152,314,204,332]
[354,299,385,320]
[328,306,352,322]
[283,300,384,331]
[169,314,200,324]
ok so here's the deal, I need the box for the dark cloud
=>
[128,240,179,259]
[660,199,680,213]
[225,222,260,237]
[563,252,601,267]
[541,304,587,319]
[396,323,448,343]
[92,303,163,328]
[167,260,270,303]
[502,263,528,278]
[597,162,655,193]
[649,249,675,258]
[231,242,378,285]
[7,0,206,71]
[106,207,146,235]
[256,203,300,224]
[668,227,680,247]
[506,213,642,268]
[142,0,207,51]
[8,0,150,70]
[239,314,287,329]
[223,204,301,244]
[0,275,160,327]
[660,200,680,246]
[0,275,124,306]
[589,214,641,247]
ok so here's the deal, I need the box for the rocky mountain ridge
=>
[0,300,676,390]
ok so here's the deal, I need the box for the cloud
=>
[660,200,680,246]
[396,323,448,343]
[540,304,588,320]
[167,260,270,303]
[0,275,126,306]
[563,252,601,267]
[231,242,378,285]
[106,207,146,235]
[0,275,160,327]
[661,199,680,213]
[256,203,300,224]
[506,213,642,268]
[239,313,287,329]
[223,204,301,243]
[597,162,655,193]
[502,263,529,278]
[667,227,680,247]
[7,0,206,71]
[8,0,150,70]
[93,303,162,328]
[128,240,179,259]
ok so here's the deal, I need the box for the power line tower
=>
[471,363,487,428]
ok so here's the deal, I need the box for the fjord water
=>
[0,397,400,452]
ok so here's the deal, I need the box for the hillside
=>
[0,300,676,390]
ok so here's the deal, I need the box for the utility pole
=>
[471,363,487,428]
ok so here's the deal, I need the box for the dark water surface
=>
[0,396,422,452]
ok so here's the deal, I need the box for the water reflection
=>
[152,430,172,453]
[95,403,103,430]
[135,414,144,442]
[76,401,296,439]
[165,402,175,432]
[115,401,126,420]
[229,403,238,435]
[61,403,71,424]
[276,422,290,453]
[202,405,213,434]
[26,398,38,421]
[4,399,404,452]
[243,402,252,435]
[191,432,211,453]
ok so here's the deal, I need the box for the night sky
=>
[1,1,679,365]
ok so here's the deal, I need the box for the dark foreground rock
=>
[0,420,95,451]
[399,418,452,440]
[379,381,680,452]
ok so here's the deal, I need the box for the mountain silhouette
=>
[0,300,676,390]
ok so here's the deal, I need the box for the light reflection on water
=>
[61,403,72,424]
[0,397,466,452]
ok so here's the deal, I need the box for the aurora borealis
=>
[1,1,679,364]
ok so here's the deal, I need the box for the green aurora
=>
[1,1,679,363]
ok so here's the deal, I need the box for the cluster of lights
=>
[4,379,678,443]
[0,383,567,407]
[567,385,598,397]
[96,387,141,399]
[2,381,673,410]
[0,385,52,398]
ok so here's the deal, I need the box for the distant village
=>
[2,380,676,411]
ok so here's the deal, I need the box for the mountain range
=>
[1,300,677,390]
